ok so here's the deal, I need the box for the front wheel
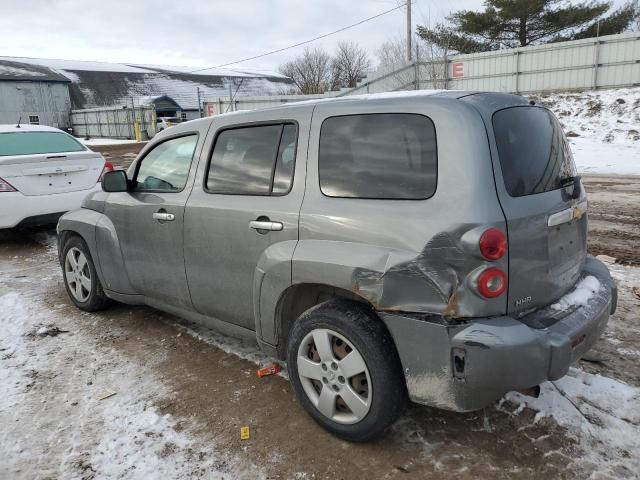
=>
[287,300,407,442]
[61,235,111,311]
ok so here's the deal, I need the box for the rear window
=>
[319,114,437,199]
[0,131,86,157]
[206,123,297,196]
[493,107,577,197]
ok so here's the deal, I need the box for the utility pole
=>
[406,0,412,62]
[196,87,202,118]
[228,83,235,112]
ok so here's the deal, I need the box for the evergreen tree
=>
[417,0,639,54]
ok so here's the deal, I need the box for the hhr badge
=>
[515,296,533,307]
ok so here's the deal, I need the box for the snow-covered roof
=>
[0,56,293,110]
[0,59,70,82]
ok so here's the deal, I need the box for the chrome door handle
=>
[153,212,175,221]
[249,220,283,231]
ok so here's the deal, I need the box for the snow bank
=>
[530,87,640,175]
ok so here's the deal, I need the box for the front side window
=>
[134,134,198,192]
[492,107,577,197]
[0,131,86,156]
[319,114,437,199]
[206,123,297,195]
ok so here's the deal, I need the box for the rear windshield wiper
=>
[560,175,582,199]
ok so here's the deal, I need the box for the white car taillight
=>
[0,176,17,193]
[99,161,114,181]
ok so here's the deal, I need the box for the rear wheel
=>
[61,235,111,311]
[287,300,407,442]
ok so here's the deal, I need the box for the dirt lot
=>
[1,146,639,479]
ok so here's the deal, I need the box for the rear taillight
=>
[479,228,507,260]
[0,176,17,193]
[477,267,507,298]
[99,161,114,181]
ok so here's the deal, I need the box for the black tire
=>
[287,299,407,442]
[60,234,111,312]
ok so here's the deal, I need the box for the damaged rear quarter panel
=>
[294,96,508,319]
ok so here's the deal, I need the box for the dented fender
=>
[292,224,507,320]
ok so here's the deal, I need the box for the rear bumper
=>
[0,185,101,229]
[380,256,616,412]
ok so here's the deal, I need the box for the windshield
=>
[492,107,577,197]
[0,131,86,156]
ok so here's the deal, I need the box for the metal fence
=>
[348,32,639,95]
[203,92,342,116]
[70,106,156,139]
[203,32,639,115]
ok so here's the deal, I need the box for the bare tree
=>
[376,37,414,88]
[632,0,640,31]
[331,41,371,88]
[375,34,451,91]
[278,47,332,94]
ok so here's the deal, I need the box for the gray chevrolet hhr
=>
[58,91,616,441]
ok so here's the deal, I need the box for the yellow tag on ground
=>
[240,426,250,440]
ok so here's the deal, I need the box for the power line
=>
[189,4,405,72]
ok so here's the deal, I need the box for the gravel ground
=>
[1,167,639,479]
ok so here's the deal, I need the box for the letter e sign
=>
[452,63,464,78]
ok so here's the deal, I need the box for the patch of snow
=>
[531,87,640,175]
[0,64,46,77]
[171,321,288,380]
[0,278,263,479]
[0,56,157,74]
[507,368,640,477]
[550,275,601,310]
[569,137,640,175]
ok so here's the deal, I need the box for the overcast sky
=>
[0,0,630,73]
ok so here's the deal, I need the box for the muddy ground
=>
[1,141,638,480]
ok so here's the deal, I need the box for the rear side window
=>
[206,123,297,195]
[0,132,86,156]
[319,114,437,199]
[493,107,577,197]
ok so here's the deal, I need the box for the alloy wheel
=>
[297,328,371,424]
[64,247,92,302]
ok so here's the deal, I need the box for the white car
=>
[0,124,110,229]
[156,117,182,132]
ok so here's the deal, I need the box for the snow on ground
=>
[505,369,640,478]
[0,243,263,479]
[569,138,640,175]
[530,87,640,175]
[504,261,640,478]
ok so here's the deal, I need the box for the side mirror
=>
[102,170,129,192]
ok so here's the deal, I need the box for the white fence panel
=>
[71,106,156,139]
